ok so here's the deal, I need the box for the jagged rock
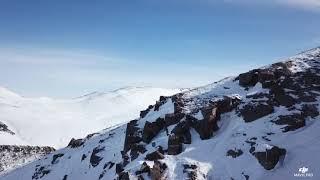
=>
[145,150,165,161]
[172,94,184,113]
[254,146,286,170]
[216,96,241,113]
[90,146,105,167]
[118,172,130,180]
[136,162,151,175]
[193,106,219,139]
[302,104,319,118]
[51,153,64,164]
[164,113,185,126]
[150,161,167,180]
[227,149,243,158]
[140,105,154,118]
[116,163,124,174]
[154,96,168,111]
[67,138,84,148]
[167,134,183,155]
[124,120,142,152]
[130,144,146,161]
[142,118,165,143]
[272,114,305,132]
[238,70,259,87]
[240,103,274,122]
[171,121,192,144]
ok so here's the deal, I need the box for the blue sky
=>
[0,0,319,98]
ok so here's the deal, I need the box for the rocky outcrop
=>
[0,145,55,174]
[150,161,168,180]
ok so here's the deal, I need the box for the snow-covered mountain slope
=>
[0,87,181,148]
[1,47,320,180]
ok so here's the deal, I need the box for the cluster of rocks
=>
[238,61,320,131]
[0,145,55,173]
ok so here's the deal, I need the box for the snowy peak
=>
[1,47,320,180]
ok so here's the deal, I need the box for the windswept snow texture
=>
[1,47,320,180]
[0,87,181,148]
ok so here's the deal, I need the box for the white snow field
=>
[0,87,181,148]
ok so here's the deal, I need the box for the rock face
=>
[254,146,286,170]
[1,47,320,180]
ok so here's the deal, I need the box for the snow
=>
[0,87,181,148]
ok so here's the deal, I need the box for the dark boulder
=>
[150,161,168,180]
[118,172,130,180]
[240,103,274,122]
[145,150,165,161]
[254,146,286,170]
[193,106,219,139]
[216,96,241,114]
[116,163,124,174]
[238,70,259,87]
[142,118,165,143]
[124,120,142,152]
[167,135,183,155]
[171,121,192,144]
[135,162,150,175]
[130,144,146,161]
